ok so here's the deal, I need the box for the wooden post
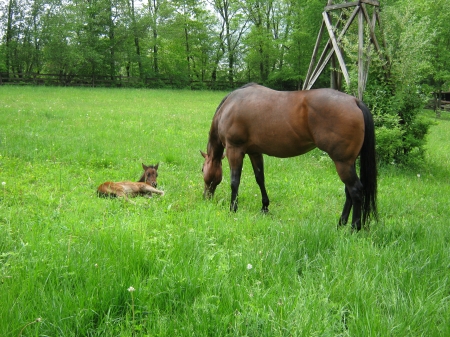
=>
[437,91,442,118]
[358,5,364,100]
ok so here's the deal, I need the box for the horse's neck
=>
[208,124,224,161]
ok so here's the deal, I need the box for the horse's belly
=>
[248,130,316,158]
[255,141,315,158]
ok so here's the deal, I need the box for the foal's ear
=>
[142,163,148,170]
[154,163,159,170]
[200,150,207,158]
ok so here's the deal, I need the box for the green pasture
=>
[0,86,449,336]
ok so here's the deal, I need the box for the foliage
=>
[338,0,436,165]
[1,87,450,336]
[363,82,432,165]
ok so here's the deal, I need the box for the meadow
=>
[0,86,449,336]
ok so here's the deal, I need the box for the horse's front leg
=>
[227,148,244,212]
[249,153,269,213]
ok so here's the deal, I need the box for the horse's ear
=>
[142,163,148,170]
[200,150,207,158]
[154,163,159,170]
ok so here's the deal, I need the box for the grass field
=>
[1,86,449,336]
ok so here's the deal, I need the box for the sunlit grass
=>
[0,87,449,336]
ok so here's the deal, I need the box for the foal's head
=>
[200,151,224,199]
[139,163,159,187]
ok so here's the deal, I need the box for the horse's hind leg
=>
[249,153,269,212]
[335,162,363,230]
[338,186,352,227]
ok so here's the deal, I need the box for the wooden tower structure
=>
[303,0,389,99]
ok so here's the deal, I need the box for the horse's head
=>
[201,151,224,199]
[141,163,159,187]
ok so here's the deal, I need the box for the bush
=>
[364,82,432,165]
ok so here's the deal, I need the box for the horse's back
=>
[97,181,131,197]
[97,181,118,197]
[217,84,365,160]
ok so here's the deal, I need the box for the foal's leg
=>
[227,147,245,212]
[248,153,269,213]
[335,162,363,230]
[116,192,137,205]
[141,185,165,196]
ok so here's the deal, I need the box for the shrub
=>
[364,82,432,165]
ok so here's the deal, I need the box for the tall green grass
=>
[0,87,449,336]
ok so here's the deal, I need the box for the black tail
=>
[357,100,378,225]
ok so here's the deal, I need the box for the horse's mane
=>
[208,83,259,156]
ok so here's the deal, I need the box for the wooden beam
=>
[326,0,379,12]
[323,12,350,87]
[325,1,359,11]
[361,4,382,54]
[304,11,347,90]
[303,21,325,90]
[361,0,380,6]
[362,10,377,90]
[375,10,391,67]
[305,7,359,90]
[361,4,390,75]
[358,7,364,100]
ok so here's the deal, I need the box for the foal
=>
[97,163,164,202]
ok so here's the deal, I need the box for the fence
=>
[0,72,245,91]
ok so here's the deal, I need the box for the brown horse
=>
[97,163,164,202]
[201,83,377,230]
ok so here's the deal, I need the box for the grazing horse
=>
[97,163,164,202]
[201,83,377,230]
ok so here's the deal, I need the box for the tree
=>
[361,0,435,164]
[209,0,248,85]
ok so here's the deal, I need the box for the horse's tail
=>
[357,100,378,225]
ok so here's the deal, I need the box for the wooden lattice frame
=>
[303,0,389,99]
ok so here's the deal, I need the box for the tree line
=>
[1,0,449,91]
[0,0,324,89]
[1,0,449,163]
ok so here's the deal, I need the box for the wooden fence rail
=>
[0,72,244,91]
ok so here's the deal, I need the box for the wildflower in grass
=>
[2,182,5,186]
[128,286,136,334]
[417,174,421,178]
[247,263,253,270]
[18,318,42,336]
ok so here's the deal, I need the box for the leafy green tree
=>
[209,0,249,85]
[419,0,450,110]
[362,0,434,164]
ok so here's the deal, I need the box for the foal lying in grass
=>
[97,163,164,203]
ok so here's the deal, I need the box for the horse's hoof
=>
[261,207,269,214]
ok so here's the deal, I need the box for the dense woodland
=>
[1,0,450,162]
[1,0,449,90]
